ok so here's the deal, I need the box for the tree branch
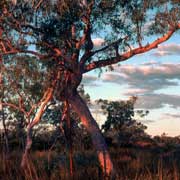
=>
[0,49,49,59]
[76,0,94,50]
[34,0,44,11]
[84,26,179,73]
[79,36,128,70]
[1,102,27,116]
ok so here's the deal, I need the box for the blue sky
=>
[82,31,180,137]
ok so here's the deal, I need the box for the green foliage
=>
[1,55,49,109]
[98,97,137,132]
[98,97,148,145]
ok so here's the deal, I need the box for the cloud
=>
[140,60,160,66]
[100,63,180,110]
[139,119,155,124]
[82,74,99,87]
[102,63,180,95]
[82,63,180,111]
[143,20,155,33]
[92,38,105,47]
[103,73,124,82]
[162,113,180,119]
[152,43,180,57]
[135,94,180,109]
[124,88,149,96]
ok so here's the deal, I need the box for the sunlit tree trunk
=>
[69,92,114,177]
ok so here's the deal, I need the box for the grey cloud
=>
[83,63,180,112]
[124,88,150,96]
[102,63,180,95]
[135,94,180,109]
[138,119,155,124]
[152,52,174,57]
[143,20,155,33]
[140,61,160,66]
[152,43,180,57]
[102,73,124,83]
[82,74,99,87]
[163,113,180,119]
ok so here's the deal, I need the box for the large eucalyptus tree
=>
[0,0,180,176]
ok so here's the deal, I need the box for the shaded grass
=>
[0,147,180,180]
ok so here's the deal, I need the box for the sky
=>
[82,32,180,137]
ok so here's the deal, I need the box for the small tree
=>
[98,97,148,146]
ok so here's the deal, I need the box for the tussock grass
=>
[0,147,180,180]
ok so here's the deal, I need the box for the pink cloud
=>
[92,38,105,47]
[125,88,149,95]
[152,43,180,57]
[114,63,180,76]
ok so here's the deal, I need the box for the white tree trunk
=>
[21,87,54,168]
[69,93,114,177]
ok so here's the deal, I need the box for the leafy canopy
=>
[0,0,180,74]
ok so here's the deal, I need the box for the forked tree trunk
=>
[69,92,114,177]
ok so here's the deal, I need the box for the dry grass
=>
[0,147,180,180]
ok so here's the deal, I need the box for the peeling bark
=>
[69,92,114,177]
